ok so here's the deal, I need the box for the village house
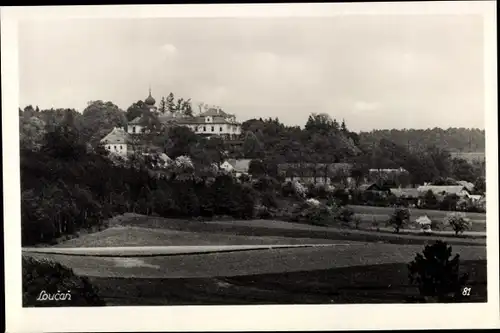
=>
[358,183,391,195]
[226,159,252,177]
[100,127,129,157]
[389,188,420,206]
[457,180,475,192]
[278,163,354,187]
[417,185,471,198]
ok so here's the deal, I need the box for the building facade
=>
[100,127,129,156]
[175,107,242,138]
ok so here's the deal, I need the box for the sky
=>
[18,15,485,131]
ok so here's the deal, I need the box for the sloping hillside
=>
[359,128,485,153]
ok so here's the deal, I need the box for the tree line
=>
[359,128,485,153]
[20,121,259,246]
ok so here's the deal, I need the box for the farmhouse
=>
[457,180,475,192]
[278,163,354,186]
[100,127,129,157]
[390,188,420,206]
[417,185,470,198]
[358,183,390,193]
[227,159,251,177]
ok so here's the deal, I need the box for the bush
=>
[353,215,362,229]
[253,176,279,192]
[306,198,321,207]
[306,204,335,226]
[281,181,295,197]
[23,255,105,307]
[261,190,278,208]
[291,180,307,199]
[336,206,355,225]
[408,241,469,302]
[255,205,272,219]
[440,194,459,211]
[388,207,410,233]
[443,212,472,236]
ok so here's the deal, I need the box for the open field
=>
[354,213,486,232]
[88,260,486,305]
[23,214,487,305]
[100,215,485,246]
[53,226,339,248]
[348,205,486,223]
[25,240,486,279]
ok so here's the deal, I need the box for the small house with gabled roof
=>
[100,127,129,156]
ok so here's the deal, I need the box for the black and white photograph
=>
[2,2,498,332]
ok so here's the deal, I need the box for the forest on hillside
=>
[359,128,485,153]
[19,102,487,245]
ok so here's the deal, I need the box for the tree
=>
[19,114,46,150]
[444,212,471,236]
[440,194,459,211]
[165,126,199,159]
[451,158,476,182]
[422,190,439,209]
[242,131,263,159]
[389,207,410,233]
[248,159,266,178]
[340,119,347,132]
[41,124,87,160]
[82,100,127,145]
[474,176,485,194]
[166,92,176,115]
[426,145,452,178]
[181,99,193,117]
[159,97,167,114]
[408,241,469,302]
[305,113,335,134]
[197,137,226,167]
[125,100,148,122]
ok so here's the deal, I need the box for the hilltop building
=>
[126,89,241,139]
[174,107,242,139]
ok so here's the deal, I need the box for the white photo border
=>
[2,2,498,332]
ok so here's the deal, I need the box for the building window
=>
[211,126,214,132]
[203,126,206,131]
[120,146,123,150]
[114,145,117,150]
[132,126,136,133]
[220,126,223,132]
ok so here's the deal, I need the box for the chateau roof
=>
[100,127,129,144]
[199,108,230,118]
[173,115,240,125]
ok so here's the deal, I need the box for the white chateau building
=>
[126,89,242,138]
[101,89,243,157]
[176,107,242,138]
